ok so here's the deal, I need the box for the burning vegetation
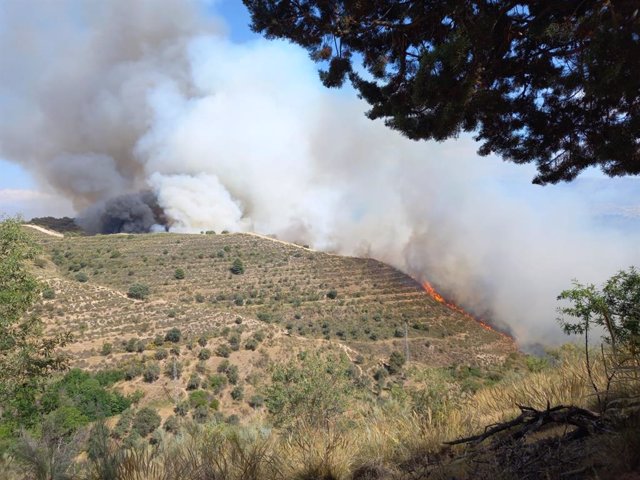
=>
[422,280,512,341]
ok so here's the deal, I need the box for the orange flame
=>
[421,281,512,340]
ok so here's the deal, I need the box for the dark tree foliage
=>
[244,1,640,184]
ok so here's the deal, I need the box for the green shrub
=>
[163,415,180,433]
[165,327,181,343]
[143,363,160,383]
[264,353,355,428]
[226,365,239,385]
[153,334,164,346]
[174,401,189,417]
[164,359,183,379]
[217,359,230,373]
[256,312,272,323]
[326,289,338,299]
[189,390,209,408]
[113,409,133,439]
[208,374,228,394]
[34,257,47,268]
[42,369,130,422]
[42,287,55,300]
[125,338,137,353]
[101,342,112,356]
[215,344,231,358]
[75,272,88,283]
[123,338,137,353]
[228,333,241,351]
[248,395,264,409]
[132,407,161,437]
[230,258,245,275]
[124,362,144,380]
[197,336,208,347]
[230,385,244,401]
[193,405,209,424]
[94,369,125,386]
[174,268,185,280]
[186,373,201,390]
[155,348,168,360]
[387,351,406,375]
[198,348,211,361]
[244,338,259,351]
[127,283,150,300]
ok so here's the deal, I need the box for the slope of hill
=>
[16,226,640,480]
[30,229,514,368]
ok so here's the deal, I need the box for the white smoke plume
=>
[1,0,639,344]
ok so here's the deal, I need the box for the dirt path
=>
[23,224,64,238]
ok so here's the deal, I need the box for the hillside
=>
[8,225,639,480]
[29,228,514,367]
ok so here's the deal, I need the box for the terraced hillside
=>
[29,227,514,366]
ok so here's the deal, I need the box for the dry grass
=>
[4,346,640,479]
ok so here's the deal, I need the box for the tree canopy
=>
[0,218,70,424]
[243,1,640,184]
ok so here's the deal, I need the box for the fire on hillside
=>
[422,281,513,341]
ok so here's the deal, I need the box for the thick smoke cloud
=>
[75,191,165,234]
[1,0,639,344]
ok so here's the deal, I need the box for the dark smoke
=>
[75,192,167,234]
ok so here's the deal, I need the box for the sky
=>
[0,0,638,344]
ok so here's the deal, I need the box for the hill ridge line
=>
[23,223,64,238]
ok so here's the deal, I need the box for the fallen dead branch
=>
[445,403,602,446]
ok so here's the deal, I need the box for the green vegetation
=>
[127,283,150,300]
[0,218,70,435]
[264,352,357,428]
[75,271,88,282]
[174,268,185,280]
[10,225,640,478]
[230,258,245,275]
[132,407,161,437]
[165,327,181,343]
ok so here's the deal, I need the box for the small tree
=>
[558,266,640,409]
[0,218,70,427]
[230,258,245,275]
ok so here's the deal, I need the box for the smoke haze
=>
[1,0,639,344]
